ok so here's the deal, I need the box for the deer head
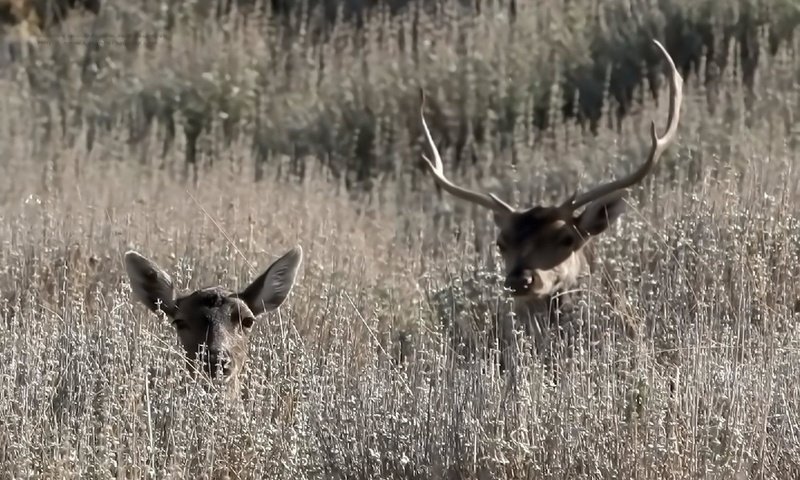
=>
[124,247,303,382]
[420,40,682,303]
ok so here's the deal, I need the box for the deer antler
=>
[561,39,683,211]
[419,89,514,214]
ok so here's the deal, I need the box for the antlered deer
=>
[420,40,682,357]
[124,246,302,386]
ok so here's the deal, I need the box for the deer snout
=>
[504,269,534,295]
[202,350,233,378]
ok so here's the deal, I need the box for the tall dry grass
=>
[1,1,800,478]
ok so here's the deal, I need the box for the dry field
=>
[1,1,800,478]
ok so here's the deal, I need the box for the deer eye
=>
[556,229,578,248]
[232,310,255,329]
[240,316,255,329]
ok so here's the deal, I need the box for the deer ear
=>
[576,191,627,236]
[238,246,303,316]
[124,251,177,317]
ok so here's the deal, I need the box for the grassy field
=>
[2,1,800,478]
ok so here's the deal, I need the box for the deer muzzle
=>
[504,269,534,296]
[202,349,233,378]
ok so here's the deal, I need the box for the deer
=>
[124,246,303,390]
[419,39,683,363]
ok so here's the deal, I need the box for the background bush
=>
[12,0,800,186]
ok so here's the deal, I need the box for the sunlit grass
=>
[1,1,800,478]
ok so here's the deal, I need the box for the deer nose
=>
[504,269,534,295]
[203,350,232,377]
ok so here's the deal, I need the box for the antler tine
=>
[419,89,514,214]
[561,39,683,211]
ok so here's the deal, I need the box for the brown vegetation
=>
[0,0,99,33]
[0,0,99,62]
[0,1,799,478]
